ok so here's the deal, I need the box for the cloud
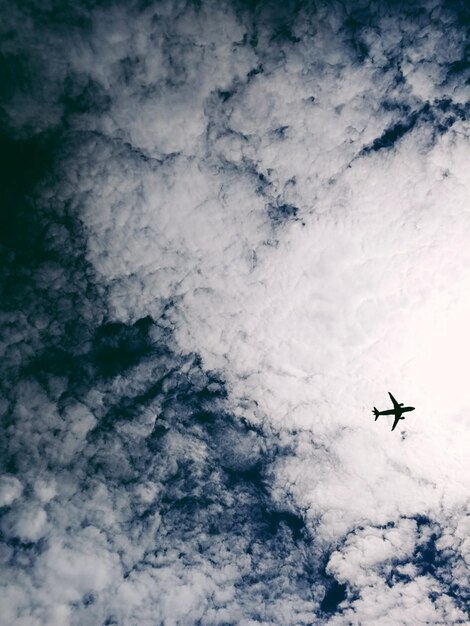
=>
[1,0,469,623]
[0,475,23,508]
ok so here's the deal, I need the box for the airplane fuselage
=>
[376,406,415,416]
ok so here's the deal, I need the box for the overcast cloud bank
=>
[1,0,469,624]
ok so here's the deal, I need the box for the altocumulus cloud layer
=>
[1,0,470,624]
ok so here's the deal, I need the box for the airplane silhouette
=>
[373,392,415,431]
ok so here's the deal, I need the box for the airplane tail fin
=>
[373,407,380,420]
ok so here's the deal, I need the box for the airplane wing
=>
[391,415,401,431]
[388,392,400,410]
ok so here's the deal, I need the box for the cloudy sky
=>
[1,0,469,624]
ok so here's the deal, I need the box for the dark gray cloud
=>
[1,0,469,624]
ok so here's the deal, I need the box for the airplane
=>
[373,392,415,431]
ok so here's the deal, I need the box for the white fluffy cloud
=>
[0,475,23,507]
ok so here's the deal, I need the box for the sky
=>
[0,0,469,624]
